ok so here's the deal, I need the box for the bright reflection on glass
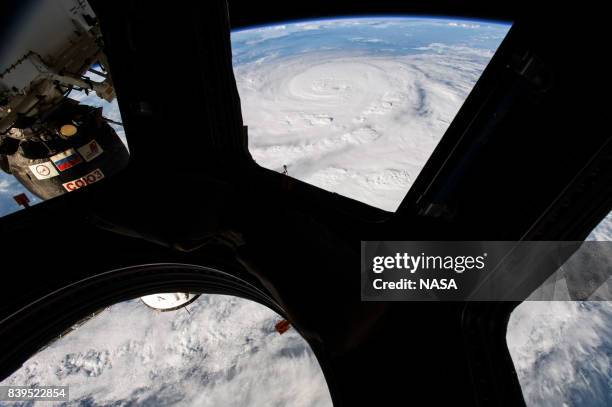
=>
[507,214,612,407]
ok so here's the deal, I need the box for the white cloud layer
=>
[507,301,612,407]
[236,46,491,211]
[507,218,612,407]
[1,295,333,406]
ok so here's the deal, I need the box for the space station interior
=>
[0,1,610,406]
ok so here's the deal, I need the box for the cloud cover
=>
[507,220,612,407]
[1,295,332,406]
[236,46,493,211]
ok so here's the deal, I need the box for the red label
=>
[62,168,105,192]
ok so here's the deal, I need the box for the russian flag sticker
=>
[50,148,83,171]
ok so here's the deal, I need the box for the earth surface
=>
[0,17,610,407]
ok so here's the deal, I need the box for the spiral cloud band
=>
[235,47,493,210]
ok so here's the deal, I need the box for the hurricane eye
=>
[231,17,511,212]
